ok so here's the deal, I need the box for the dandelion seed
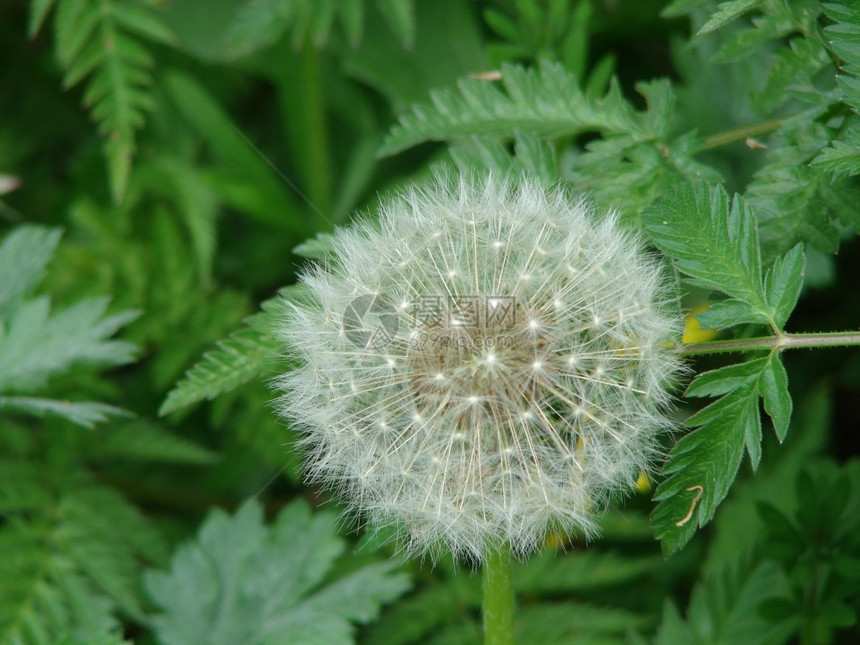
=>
[275,173,683,561]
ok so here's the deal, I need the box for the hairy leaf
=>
[145,499,410,645]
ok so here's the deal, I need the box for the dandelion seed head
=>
[275,173,683,561]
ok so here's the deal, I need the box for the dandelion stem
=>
[483,542,515,645]
[678,330,860,356]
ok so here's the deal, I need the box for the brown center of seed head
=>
[407,296,558,428]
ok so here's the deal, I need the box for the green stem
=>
[679,330,860,356]
[483,543,515,645]
[699,117,787,150]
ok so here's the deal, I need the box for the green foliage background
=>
[2,0,860,643]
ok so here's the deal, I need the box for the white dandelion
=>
[275,173,683,561]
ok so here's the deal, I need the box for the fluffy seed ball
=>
[276,174,683,561]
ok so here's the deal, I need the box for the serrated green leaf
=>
[90,420,219,464]
[0,296,138,394]
[108,2,176,45]
[450,136,514,175]
[811,122,860,175]
[763,244,804,329]
[158,287,305,416]
[684,357,769,398]
[653,560,794,645]
[695,299,769,330]
[642,183,769,323]
[697,0,762,35]
[513,132,557,183]
[0,226,62,313]
[824,3,860,74]
[379,60,644,156]
[145,499,410,645]
[746,121,843,261]
[0,397,129,428]
[760,357,791,442]
[654,350,792,553]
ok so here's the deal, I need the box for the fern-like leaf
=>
[33,0,176,202]
[379,60,645,156]
[225,0,414,57]
[0,482,166,645]
[158,286,306,416]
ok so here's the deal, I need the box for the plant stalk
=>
[700,117,787,150]
[483,542,515,645]
[679,330,860,356]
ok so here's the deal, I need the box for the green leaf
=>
[48,0,175,202]
[375,0,415,49]
[161,70,309,234]
[145,500,410,645]
[746,121,843,261]
[89,420,219,464]
[824,3,860,80]
[698,0,762,35]
[760,359,792,442]
[642,183,768,320]
[0,226,62,313]
[0,296,138,394]
[684,358,769,398]
[0,483,166,644]
[0,397,129,429]
[28,0,58,35]
[158,287,305,416]
[379,60,644,156]
[653,351,792,553]
[695,299,770,330]
[226,0,298,58]
[513,603,648,643]
[293,233,337,260]
[763,244,805,329]
[653,560,795,645]
[811,122,860,175]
